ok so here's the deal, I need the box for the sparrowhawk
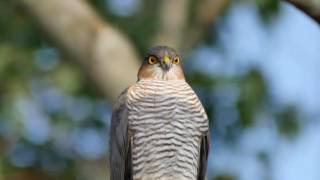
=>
[110,46,210,180]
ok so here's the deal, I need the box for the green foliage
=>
[237,69,267,127]
[213,174,236,180]
[276,105,300,138]
[187,71,217,90]
[0,1,107,177]
[254,0,280,23]
[0,1,42,48]
[88,0,160,56]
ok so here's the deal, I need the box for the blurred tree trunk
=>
[284,0,320,24]
[17,0,140,102]
[153,0,229,53]
[152,0,190,51]
[183,0,229,52]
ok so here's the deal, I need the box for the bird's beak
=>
[161,56,172,71]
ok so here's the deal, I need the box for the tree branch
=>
[175,0,229,54]
[18,0,141,101]
[152,0,190,51]
[153,0,228,54]
[284,0,320,24]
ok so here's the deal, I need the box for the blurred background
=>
[1,0,320,179]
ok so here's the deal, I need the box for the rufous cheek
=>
[137,65,155,80]
[137,64,185,81]
[172,66,185,80]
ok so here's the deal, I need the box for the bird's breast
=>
[126,80,208,180]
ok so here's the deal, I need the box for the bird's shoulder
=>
[113,83,142,111]
[113,86,132,111]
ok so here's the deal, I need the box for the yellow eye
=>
[173,57,180,64]
[148,56,158,64]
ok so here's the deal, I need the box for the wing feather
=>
[109,88,132,180]
[198,131,210,180]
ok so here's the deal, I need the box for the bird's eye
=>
[148,56,158,64]
[173,57,180,64]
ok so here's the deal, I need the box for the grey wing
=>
[198,131,210,180]
[193,92,210,180]
[109,89,132,180]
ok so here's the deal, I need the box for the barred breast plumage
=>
[110,45,210,180]
[126,80,208,180]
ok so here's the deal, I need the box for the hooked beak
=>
[161,56,172,71]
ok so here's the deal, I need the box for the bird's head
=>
[138,46,185,81]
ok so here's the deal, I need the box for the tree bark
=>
[18,0,141,102]
[183,0,229,52]
[152,0,190,51]
[284,0,320,24]
[153,0,228,54]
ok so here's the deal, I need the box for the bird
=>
[109,46,210,180]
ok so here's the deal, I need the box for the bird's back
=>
[126,80,208,180]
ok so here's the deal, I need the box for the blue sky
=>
[202,2,320,180]
[221,2,320,113]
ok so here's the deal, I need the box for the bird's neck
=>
[138,69,185,81]
[138,73,185,81]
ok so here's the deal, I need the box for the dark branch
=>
[284,0,320,24]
